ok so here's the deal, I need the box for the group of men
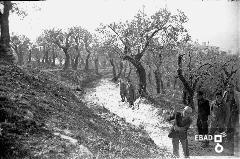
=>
[166,86,239,158]
[197,87,239,148]
[118,75,239,156]
[119,77,136,109]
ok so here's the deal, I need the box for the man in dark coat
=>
[196,91,210,147]
[197,91,210,134]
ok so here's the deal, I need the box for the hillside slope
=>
[0,64,167,159]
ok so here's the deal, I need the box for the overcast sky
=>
[9,0,239,53]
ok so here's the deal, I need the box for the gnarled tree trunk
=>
[113,61,123,81]
[80,57,85,69]
[45,50,50,65]
[126,64,132,79]
[84,42,92,71]
[0,1,15,63]
[73,52,80,70]
[123,55,146,96]
[122,63,127,78]
[71,56,75,69]
[135,62,146,95]
[63,48,70,70]
[173,76,177,90]
[109,58,117,81]
[59,57,63,67]
[94,56,99,75]
[154,68,165,94]
[154,70,161,94]
[85,52,91,71]
[17,50,24,66]
[52,51,56,67]
[28,50,32,63]
[148,71,152,84]
[177,54,196,109]
[160,75,165,94]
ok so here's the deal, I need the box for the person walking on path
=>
[119,77,127,102]
[167,106,193,158]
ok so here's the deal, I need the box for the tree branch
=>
[135,28,162,61]
[84,42,91,54]
[196,63,213,71]
[226,69,238,83]
[65,32,72,49]
[112,49,121,57]
[123,55,137,67]
[177,54,192,93]
[192,72,211,91]
[53,40,64,50]
[108,25,126,46]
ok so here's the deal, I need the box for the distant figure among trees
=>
[119,77,136,109]
[119,77,127,102]
[126,78,135,109]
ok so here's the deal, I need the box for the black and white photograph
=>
[0,0,239,158]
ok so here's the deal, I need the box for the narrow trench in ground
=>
[82,78,186,157]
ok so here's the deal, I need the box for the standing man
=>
[224,86,239,134]
[126,79,135,109]
[119,77,127,102]
[196,91,210,147]
[167,106,193,158]
[208,91,230,139]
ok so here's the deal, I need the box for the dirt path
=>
[82,78,237,159]
[82,78,177,156]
